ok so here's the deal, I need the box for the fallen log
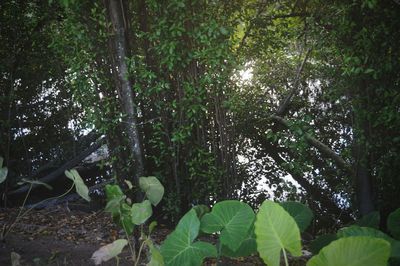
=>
[7,137,105,196]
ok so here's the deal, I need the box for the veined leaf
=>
[307,236,390,266]
[91,239,128,265]
[19,178,52,190]
[139,176,164,206]
[160,209,217,266]
[255,200,302,266]
[310,234,337,254]
[65,169,90,202]
[338,226,400,258]
[220,225,257,258]
[280,201,314,232]
[356,211,380,229]
[200,200,255,252]
[131,200,153,225]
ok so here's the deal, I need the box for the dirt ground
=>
[0,207,267,266]
[0,206,313,266]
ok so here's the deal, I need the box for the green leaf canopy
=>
[307,236,391,266]
[160,209,217,266]
[355,211,380,229]
[255,200,302,266]
[200,200,255,252]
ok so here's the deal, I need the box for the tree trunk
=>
[105,0,144,196]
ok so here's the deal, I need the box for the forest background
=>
[1,0,400,231]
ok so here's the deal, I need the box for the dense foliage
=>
[1,0,399,233]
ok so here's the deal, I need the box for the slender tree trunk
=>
[105,0,144,193]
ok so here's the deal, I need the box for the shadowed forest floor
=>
[0,208,273,265]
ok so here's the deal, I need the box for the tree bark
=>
[105,0,144,194]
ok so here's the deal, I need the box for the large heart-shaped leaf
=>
[160,209,217,266]
[91,239,128,265]
[280,201,314,232]
[139,176,164,206]
[200,200,255,252]
[356,211,380,229]
[388,208,400,240]
[255,200,302,266]
[220,225,257,258]
[307,236,390,266]
[65,169,90,202]
[131,200,153,225]
[310,234,337,254]
[338,226,400,258]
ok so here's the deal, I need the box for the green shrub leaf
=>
[139,176,164,206]
[0,157,7,184]
[105,184,124,201]
[388,208,400,240]
[255,200,302,266]
[65,169,90,202]
[160,209,217,266]
[338,226,400,258]
[220,225,257,258]
[91,239,128,265]
[280,201,314,232]
[131,200,153,225]
[19,178,53,190]
[310,234,337,254]
[200,200,255,252]
[147,243,164,266]
[307,236,391,266]
[192,204,210,219]
[356,211,380,229]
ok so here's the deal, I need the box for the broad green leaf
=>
[200,200,255,252]
[139,176,164,206]
[192,204,210,219]
[149,221,158,234]
[221,226,257,258]
[105,184,124,201]
[91,239,128,265]
[19,178,53,190]
[131,200,153,225]
[0,167,8,184]
[104,196,125,216]
[388,208,400,240]
[310,234,337,254]
[255,200,302,266]
[120,203,134,235]
[280,201,314,232]
[11,252,21,266]
[160,209,217,266]
[146,240,164,266]
[356,211,380,229]
[307,236,390,266]
[338,226,400,258]
[65,169,90,202]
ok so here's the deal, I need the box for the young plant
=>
[0,163,87,240]
[91,176,165,265]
